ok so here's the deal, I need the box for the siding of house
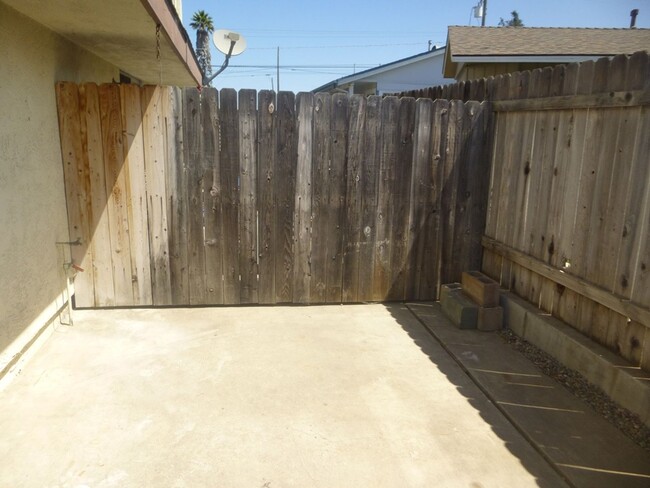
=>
[457,62,561,81]
[369,54,448,94]
[0,2,118,375]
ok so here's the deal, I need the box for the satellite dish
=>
[213,30,247,56]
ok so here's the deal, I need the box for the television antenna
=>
[203,29,247,86]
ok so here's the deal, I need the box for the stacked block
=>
[440,271,503,331]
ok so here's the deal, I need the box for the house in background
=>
[444,26,650,80]
[0,0,200,382]
[314,47,450,95]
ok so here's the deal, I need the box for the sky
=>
[180,0,650,93]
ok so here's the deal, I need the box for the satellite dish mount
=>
[204,30,247,86]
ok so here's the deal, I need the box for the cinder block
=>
[462,271,500,307]
[478,306,503,331]
[440,282,462,302]
[440,287,478,329]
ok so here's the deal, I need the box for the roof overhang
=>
[3,0,202,86]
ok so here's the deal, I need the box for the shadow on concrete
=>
[384,302,567,488]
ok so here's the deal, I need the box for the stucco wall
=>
[0,2,118,371]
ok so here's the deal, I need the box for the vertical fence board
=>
[418,100,448,299]
[120,84,153,306]
[293,92,314,303]
[358,96,382,301]
[202,88,224,304]
[342,95,365,302]
[373,96,400,301]
[55,83,96,307]
[219,89,241,304]
[79,84,115,306]
[140,86,172,304]
[440,100,464,285]
[239,89,259,303]
[406,98,434,300]
[183,88,206,305]
[387,97,415,301]
[166,87,189,305]
[325,94,349,302]
[275,92,297,303]
[310,93,332,303]
[258,90,277,304]
[99,84,134,305]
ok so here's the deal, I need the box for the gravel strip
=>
[499,328,650,452]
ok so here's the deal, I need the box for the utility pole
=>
[276,46,280,93]
[481,0,487,26]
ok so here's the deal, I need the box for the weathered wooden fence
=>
[404,52,650,369]
[56,84,491,308]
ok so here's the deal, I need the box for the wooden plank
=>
[119,84,153,306]
[614,52,650,302]
[358,96,382,301]
[418,100,449,299]
[257,90,277,304]
[441,100,469,283]
[386,97,415,301]
[293,92,314,303]
[572,58,609,285]
[201,88,224,304]
[341,95,365,302]
[80,83,114,307]
[238,89,259,304]
[373,96,400,301]
[309,92,332,303]
[219,88,241,304]
[325,93,349,303]
[98,84,134,306]
[165,86,189,305]
[274,92,297,303]
[182,87,206,305]
[140,86,172,305]
[460,101,490,273]
[405,98,434,300]
[55,82,96,307]
[485,74,515,286]
[483,236,650,329]
[491,89,650,112]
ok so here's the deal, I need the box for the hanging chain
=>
[156,24,163,86]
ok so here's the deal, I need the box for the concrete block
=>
[462,271,500,307]
[440,282,462,303]
[441,287,478,329]
[478,306,503,331]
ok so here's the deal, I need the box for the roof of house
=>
[3,0,202,86]
[313,47,445,93]
[444,26,650,77]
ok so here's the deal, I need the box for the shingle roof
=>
[448,26,650,57]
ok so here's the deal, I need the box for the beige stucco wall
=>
[0,2,118,372]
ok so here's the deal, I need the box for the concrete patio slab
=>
[0,304,567,488]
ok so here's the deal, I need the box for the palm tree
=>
[190,10,214,84]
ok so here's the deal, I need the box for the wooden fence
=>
[56,84,491,308]
[408,52,649,369]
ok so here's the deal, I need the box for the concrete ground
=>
[0,304,610,487]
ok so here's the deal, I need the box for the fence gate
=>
[56,83,491,307]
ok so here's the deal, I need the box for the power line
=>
[246,41,431,50]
